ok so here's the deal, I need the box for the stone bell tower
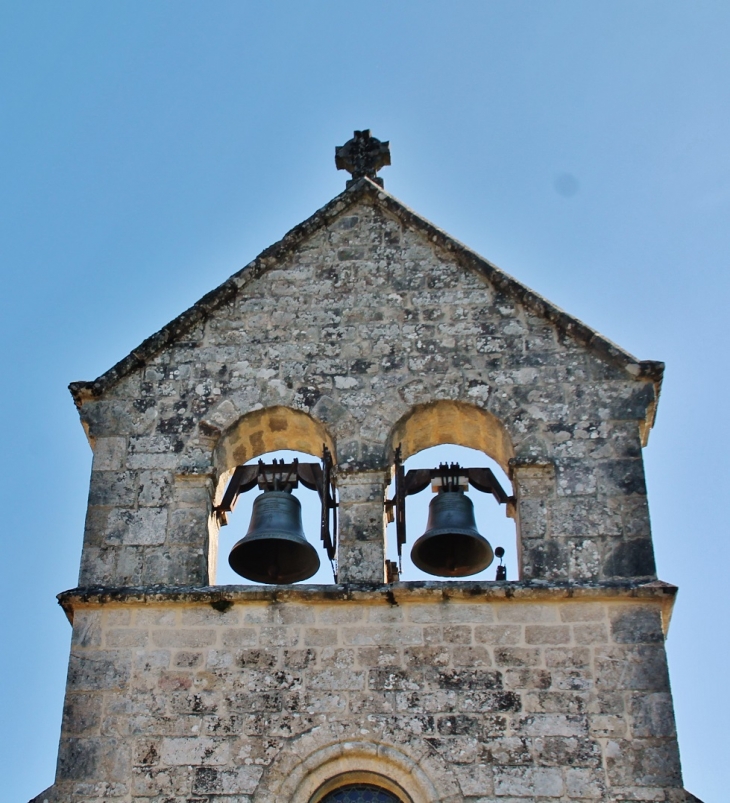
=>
[33,131,699,803]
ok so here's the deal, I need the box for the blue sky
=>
[1,3,728,801]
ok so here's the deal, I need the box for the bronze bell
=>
[410,490,494,577]
[228,490,320,584]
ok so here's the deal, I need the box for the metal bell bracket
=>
[386,444,514,566]
[216,446,338,562]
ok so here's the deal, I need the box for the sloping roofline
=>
[69,178,664,433]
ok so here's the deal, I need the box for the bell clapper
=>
[495,546,506,581]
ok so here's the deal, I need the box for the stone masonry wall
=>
[74,191,659,588]
[41,588,683,803]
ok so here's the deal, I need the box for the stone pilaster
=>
[510,458,562,581]
[156,472,216,585]
[334,469,389,584]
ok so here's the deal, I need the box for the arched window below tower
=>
[318,785,402,803]
[310,772,410,803]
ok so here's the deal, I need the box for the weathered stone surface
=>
[105,508,168,547]
[67,651,131,691]
[38,591,686,802]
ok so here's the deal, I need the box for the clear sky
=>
[1,3,728,801]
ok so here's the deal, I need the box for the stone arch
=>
[251,727,462,803]
[387,400,514,473]
[216,405,336,470]
[213,406,336,502]
[207,407,337,584]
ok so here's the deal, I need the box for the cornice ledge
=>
[57,579,678,622]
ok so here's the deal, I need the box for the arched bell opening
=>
[385,443,517,582]
[216,448,338,586]
[212,407,338,586]
[385,401,517,582]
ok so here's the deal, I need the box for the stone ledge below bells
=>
[58,578,678,626]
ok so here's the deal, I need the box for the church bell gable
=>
[32,133,694,803]
[70,174,662,589]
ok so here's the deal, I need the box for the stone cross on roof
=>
[335,129,391,187]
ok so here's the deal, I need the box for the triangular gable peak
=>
[70,177,663,442]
